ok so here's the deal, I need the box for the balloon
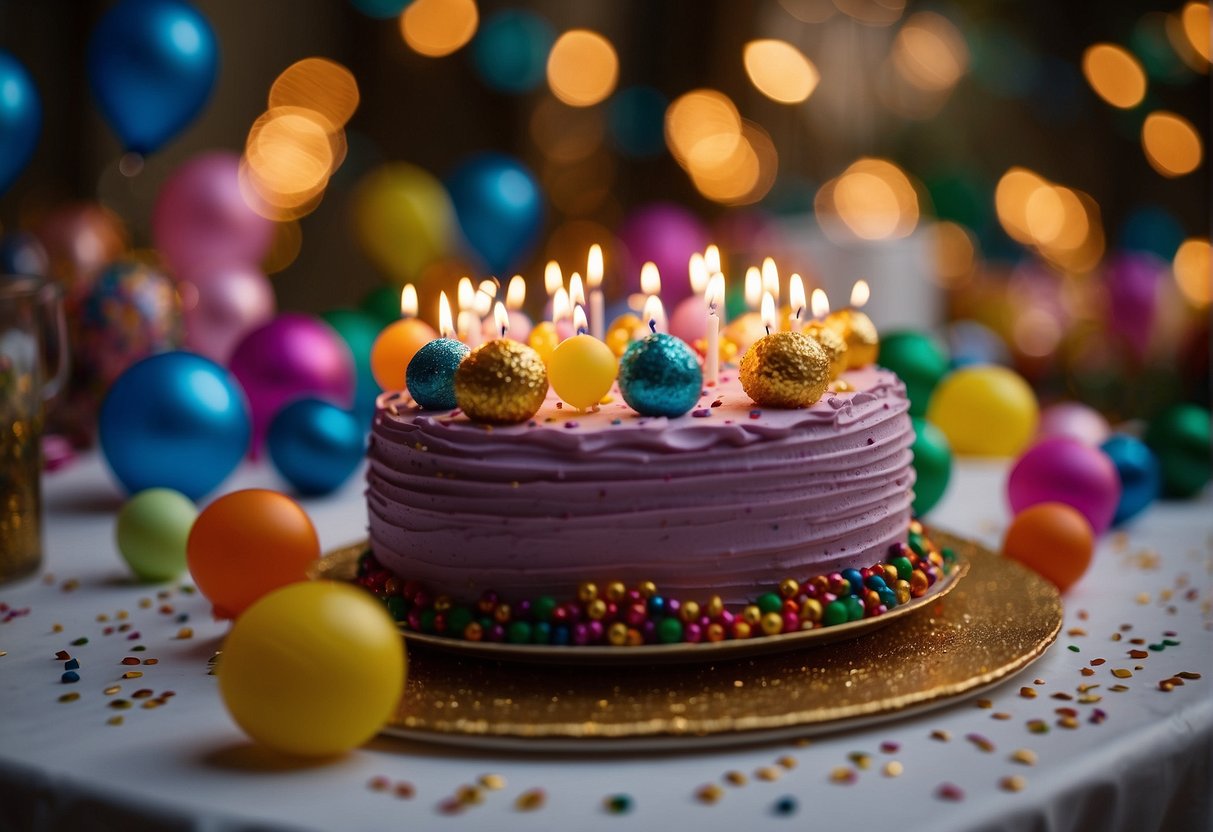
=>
[182,263,276,364]
[910,417,951,516]
[33,202,128,299]
[472,10,554,94]
[1105,252,1163,361]
[153,152,275,277]
[0,51,41,194]
[1143,403,1212,498]
[549,334,618,410]
[877,331,949,417]
[0,231,49,277]
[1100,435,1161,525]
[946,320,1009,368]
[321,309,383,420]
[86,0,218,154]
[115,488,197,582]
[926,365,1038,456]
[354,163,455,285]
[217,581,405,756]
[99,351,250,499]
[1007,436,1121,535]
[616,203,709,308]
[369,318,437,392]
[267,399,364,496]
[1037,402,1110,446]
[229,314,355,457]
[446,152,544,275]
[1002,502,1094,593]
[669,296,707,347]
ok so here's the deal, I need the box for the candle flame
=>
[760,291,777,334]
[478,278,498,298]
[573,304,588,335]
[400,283,418,317]
[544,261,563,296]
[569,272,586,308]
[705,273,725,312]
[642,294,664,333]
[851,279,870,308]
[494,301,509,338]
[457,276,475,311]
[744,266,762,309]
[761,257,779,303]
[586,244,603,289]
[640,261,661,296]
[438,291,453,338]
[552,286,571,323]
[789,274,806,320]
[704,244,721,276]
[473,286,493,317]
[506,275,526,310]
[811,288,830,320]
[688,252,708,295]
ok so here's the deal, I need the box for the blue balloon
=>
[267,399,365,496]
[608,86,668,158]
[0,51,41,194]
[472,10,554,93]
[1100,434,1162,526]
[446,153,544,275]
[100,351,249,500]
[0,231,49,277]
[87,0,218,154]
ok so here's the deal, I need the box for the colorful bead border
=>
[355,521,956,648]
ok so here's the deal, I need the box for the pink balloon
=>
[1037,402,1110,446]
[228,314,355,458]
[616,203,709,308]
[1008,436,1121,535]
[182,264,277,364]
[669,295,707,346]
[153,151,274,279]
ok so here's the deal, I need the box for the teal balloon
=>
[878,331,949,417]
[321,308,383,421]
[0,51,41,194]
[87,0,218,154]
[618,334,702,418]
[608,86,668,158]
[1100,435,1161,525]
[267,398,365,496]
[349,0,413,18]
[1144,404,1211,498]
[472,10,554,93]
[910,417,951,517]
[406,338,469,411]
[359,285,401,328]
[446,152,544,275]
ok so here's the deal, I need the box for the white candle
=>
[705,273,724,386]
[789,273,806,333]
[587,244,605,341]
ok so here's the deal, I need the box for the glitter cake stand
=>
[319,531,1063,751]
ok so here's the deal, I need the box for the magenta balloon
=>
[228,313,355,458]
[1037,402,1110,447]
[1007,436,1121,535]
[182,264,276,364]
[669,295,706,345]
[152,151,274,279]
[1105,252,1162,361]
[616,203,709,307]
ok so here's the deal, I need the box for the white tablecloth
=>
[2,454,1210,832]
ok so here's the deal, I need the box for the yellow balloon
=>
[354,163,454,285]
[528,321,560,364]
[605,313,641,357]
[926,365,1039,457]
[218,581,406,757]
[549,334,618,410]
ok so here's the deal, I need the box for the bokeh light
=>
[1141,111,1203,177]
[665,89,742,169]
[834,0,905,27]
[269,58,360,129]
[816,158,920,241]
[262,219,303,275]
[930,220,977,288]
[1173,237,1211,307]
[242,106,344,220]
[743,39,820,104]
[401,0,478,58]
[472,9,554,93]
[994,167,1105,273]
[546,30,618,107]
[530,98,604,163]
[891,12,968,93]
[1081,44,1147,109]
[687,121,778,206]
[1180,2,1210,64]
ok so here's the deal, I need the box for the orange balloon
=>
[1002,502,1094,592]
[370,318,437,392]
[187,489,320,618]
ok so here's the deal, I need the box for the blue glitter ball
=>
[1100,434,1161,525]
[617,333,703,417]
[406,338,470,410]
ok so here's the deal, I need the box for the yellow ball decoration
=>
[926,365,1039,456]
[528,321,560,363]
[605,313,642,357]
[549,334,618,410]
[802,321,849,380]
[739,331,830,409]
[826,310,879,370]
[217,581,406,757]
[454,339,549,424]
[370,318,438,392]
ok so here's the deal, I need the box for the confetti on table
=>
[515,788,546,811]
[724,771,747,787]
[107,716,123,726]
[772,796,797,816]
[478,774,505,790]
[58,692,80,703]
[603,794,633,814]
[755,766,782,782]
[847,752,871,770]
[880,741,900,753]
[883,761,903,777]
[966,733,995,753]
[936,783,964,801]
[455,785,483,805]
[1019,686,1037,698]
[1010,748,1037,766]
[776,755,797,770]
[930,729,951,742]
[1000,775,1027,792]
[1112,669,1133,679]
[394,781,415,799]
[829,767,856,785]
[122,671,143,679]
[696,784,724,804]
[367,776,390,792]
[1027,719,1049,734]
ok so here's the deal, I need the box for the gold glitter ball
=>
[454,340,550,425]
[739,331,830,409]
[825,310,879,369]
[801,321,849,380]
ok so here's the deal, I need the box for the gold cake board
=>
[319,531,1062,751]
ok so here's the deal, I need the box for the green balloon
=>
[115,489,198,582]
[910,416,951,516]
[359,285,402,329]
[878,331,950,417]
[1144,404,1211,498]
[321,308,383,420]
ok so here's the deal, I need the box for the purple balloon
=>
[616,202,709,307]
[153,151,274,279]
[1008,436,1122,535]
[1037,402,1110,447]
[182,264,276,364]
[228,313,355,458]
[1105,252,1163,361]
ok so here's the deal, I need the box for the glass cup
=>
[1,276,68,584]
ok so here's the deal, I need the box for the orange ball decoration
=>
[186,489,320,618]
[370,318,437,392]
[1001,502,1094,593]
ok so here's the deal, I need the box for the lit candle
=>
[803,288,848,380]
[705,273,724,386]
[788,273,806,334]
[641,286,665,334]
[493,301,509,339]
[704,244,721,277]
[369,289,438,392]
[760,291,776,336]
[744,266,762,311]
[587,244,605,342]
[688,252,708,296]
[439,290,454,337]
[738,289,830,409]
[761,257,779,307]
[402,290,469,412]
[456,276,480,348]
[569,272,585,310]
[549,303,619,411]
[400,284,418,319]
[544,261,563,298]
[824,279,879,369]
[502,274,533,342]
[640,260,661,298]
[552,286,573,340]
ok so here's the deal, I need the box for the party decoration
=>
[669,296,708,347]
[1105,252,1162,361]
[321,308,382,420]
[527,320,560,362]
[826,309,879,370]
[182,263,276,365]
[153,152,274,277]
[186,488,319,619]
[604,313,641,358]
[946,319,1010,368]
[1143,403,1212,498]
[0,51,41,194]
[86,0,218,154]
[99,351,249,499]
[217,581,405,757]
[877,331,948,416]
[370,318,438,393]
[33,202,128,298]
[910,417,951,516]
[267,399,364,496]
[801,322,848,381]
[549,334,618,410]
[722,312,767,357]
[1037,402,1110,446]
[454,339,549,424]
[740,332,829,410]
[1007,436,1121,535]
[1100,435,1162,525]
[446,153,544,274]
[618,333,702,418]
[229,314,355,456]
[354,164,454,286]
[406,338,469,411]
[616,203,708,308]
[472,9,554,93]
[0,231,49,277]
[926,365,1038,456]
[1001,502,1094,593]
[114,488,198,582]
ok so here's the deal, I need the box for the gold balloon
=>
[739,331,830,409]
[802,322,848,380]
[454,340,550,424]
[826,310,880,370]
